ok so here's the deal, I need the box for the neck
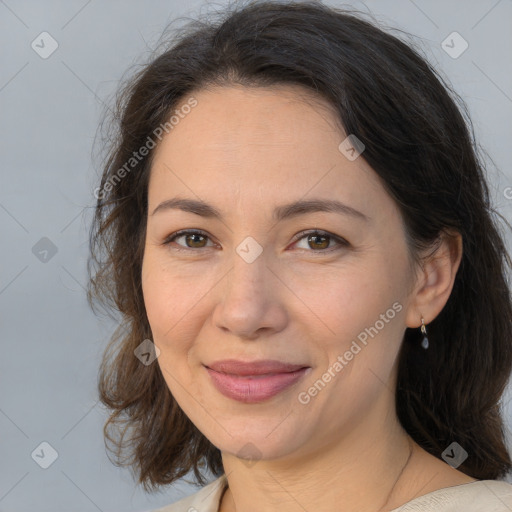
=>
[219,393,416,512]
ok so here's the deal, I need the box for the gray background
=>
[1,0,511,511]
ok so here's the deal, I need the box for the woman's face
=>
[141,84,420,463]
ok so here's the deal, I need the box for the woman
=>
[87,1,512,510]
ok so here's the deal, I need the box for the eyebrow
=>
[151,197,369,222]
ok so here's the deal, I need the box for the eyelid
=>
[289,229,348,253]
[162,228,348,253]
[161,228,218,250]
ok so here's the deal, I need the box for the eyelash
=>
[161,228,349,254]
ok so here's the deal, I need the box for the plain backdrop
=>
[1,0,512,511]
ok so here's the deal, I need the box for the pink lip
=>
[206,359,307,376]
[204,359,310,403]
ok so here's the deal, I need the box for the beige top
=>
[152,474,512,511]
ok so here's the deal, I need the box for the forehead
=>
[148,85,389,221]
[169,84,342,149]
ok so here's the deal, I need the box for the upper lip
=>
[205,359,309,376]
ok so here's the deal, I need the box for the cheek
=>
[302,266,383,337]
[305,272,405,420]
[142,267,196,398]
[141,263,170,336]
[308,263,405,370]
[141,260,188,372]
[141,253,213,381]
[142,254,198,336]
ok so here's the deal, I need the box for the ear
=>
[405,230,463,329]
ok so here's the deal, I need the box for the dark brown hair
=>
[87,0,512,492]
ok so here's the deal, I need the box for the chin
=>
[211,419,310,463]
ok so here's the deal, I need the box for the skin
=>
[141,84,475,512]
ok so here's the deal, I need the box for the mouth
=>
[203,360,311,403]
[205,359,309,376]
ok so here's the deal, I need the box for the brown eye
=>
[163,229,214,250]
[162,229,348,254]
[183,233,208,248]
[293,230,348,253]
[307,233,330,250]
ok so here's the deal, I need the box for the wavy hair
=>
[87,0,512,492]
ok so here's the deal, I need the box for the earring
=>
[420,317,429,350]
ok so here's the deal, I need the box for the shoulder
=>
[148,477,512,511]
[391,479,512,511]
[149,475,228,512]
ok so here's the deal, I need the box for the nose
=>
[212,251,288,340]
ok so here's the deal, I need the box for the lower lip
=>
[205,367,310,403]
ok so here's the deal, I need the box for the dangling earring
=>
[420,317,429,350]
